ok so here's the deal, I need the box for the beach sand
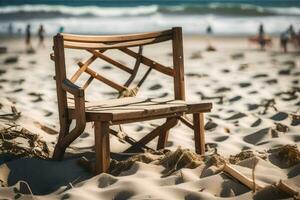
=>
[0,35,299,199]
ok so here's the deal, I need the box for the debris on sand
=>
[231,53,244,60]
[275,123,289,133]
[229,150,267,164]
[277,145,300,167]
[206,45,216,51]
[0,123,49,159]
[291,114,300,126]
[4,56,18,64]
[190,52,202,59]
[0,46,7,54]
[0,106,21,120]
[259,99,277,115]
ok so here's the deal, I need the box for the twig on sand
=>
[0,106,21,120]
[252,159,259,193]
[260,99,277,115]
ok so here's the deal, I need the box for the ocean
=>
[0,0,299,36]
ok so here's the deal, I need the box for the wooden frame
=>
[51,27,212,174]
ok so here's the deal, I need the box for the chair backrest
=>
[52,27,185,117]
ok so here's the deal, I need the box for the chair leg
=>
[193,113,205,155]
[157,118,173,150]
[52,120,71,160]
[94,121,110,175]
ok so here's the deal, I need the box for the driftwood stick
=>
[276,180,299,196]
[222,163,264,191]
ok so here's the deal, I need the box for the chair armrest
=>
[62,79,84,97]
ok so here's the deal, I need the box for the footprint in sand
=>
[98,174,118,188]
[251,118,262,127]
[215,87,231,93]
[102,65,112,70]
[239,82,251,88]
[228,95,242,102]
[247,104,259,111]
[270,112,288,121]
[149,84,162,90]
[224,112,247,120]
[0,69,6,76]
[252,74,268,78]
[243,128,269,145]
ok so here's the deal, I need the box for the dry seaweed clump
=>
[277,145,300,167]
[229,150,267,164]
[110,147,204,176]
[110,152,164,175]
[0,123,49,159]
[159,147,203,176]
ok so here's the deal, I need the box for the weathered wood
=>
[193,113,205,154]
[179,116,194,129]
[62,29,173,43]
[157,118,178,150]
[94,121,110,174]
[70,55,97,83]
[120,48,174,76]
[88,49,133,74]
[124,117,178,153]
[52,28,213,174]
[172,27,185,100]
[52,34,70,160]
[78,62,127,92]
[64,35,172,50]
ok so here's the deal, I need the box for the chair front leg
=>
[193,113,205,155]
[53,119,71,160]
[94,121,110,175]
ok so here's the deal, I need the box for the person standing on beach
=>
[280,31,289,53]
[25,24,32,50]
[38,24,45,47]
[258,24,266,50]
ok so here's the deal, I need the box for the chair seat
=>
[68,97,212,123]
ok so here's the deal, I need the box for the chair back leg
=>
[94,121,110,174]
[193,113,205,154]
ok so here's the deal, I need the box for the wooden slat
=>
[82,76,94,89]
[120,48,174,77]
[123,46,143,87]
[124,118,178,153]
[178,116,194,129]
[64,35,172,50]
[70,55,97,83]
[88,49,133,74]
[77,62,127,92]
[62,29,173,43]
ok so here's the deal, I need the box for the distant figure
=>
[8,23,13,36]
[17,28,22,37]
[287,25,296,39]
[25,24,32,49]
[58,26,64,33]
[280,31,289,53]
[297,30,300,47]
[206,25,213,35]
[38,24,45,47]
[258,24,266,50]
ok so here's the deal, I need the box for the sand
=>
[0,35,299,199]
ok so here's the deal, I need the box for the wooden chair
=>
[51,27,212,174]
